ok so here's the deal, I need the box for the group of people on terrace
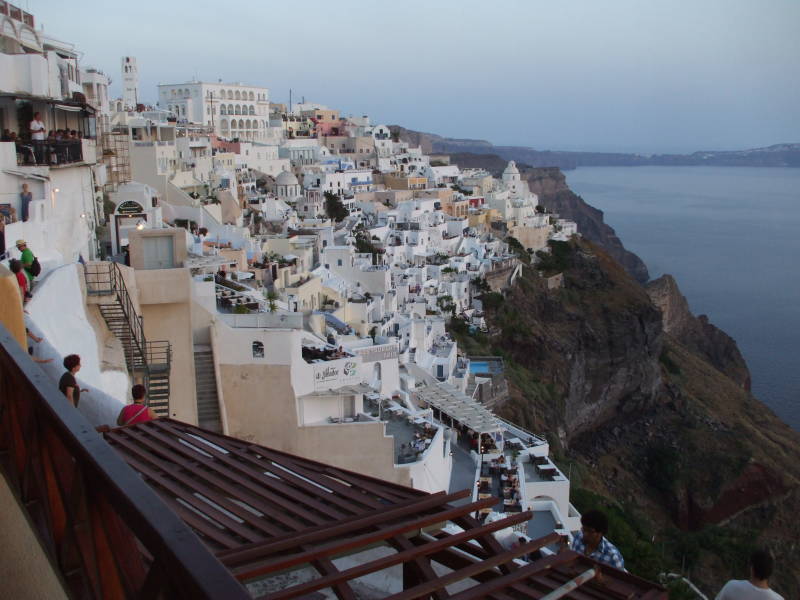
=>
[2,112,85,165]
[302,344,348,362]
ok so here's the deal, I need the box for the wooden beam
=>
[259,511,532,600]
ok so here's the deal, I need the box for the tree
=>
[264,290,278,313]
[324,191,348,222]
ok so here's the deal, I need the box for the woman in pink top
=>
[116,384,157,426]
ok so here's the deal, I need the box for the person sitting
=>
[715,549,784,599]
[568,509,625,571]
[117,384,157,426]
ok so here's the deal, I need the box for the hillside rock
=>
[646,274,751,390]
[487,239,662,438]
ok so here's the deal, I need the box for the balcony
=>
[12,138,95,167]
[0,323,248,599]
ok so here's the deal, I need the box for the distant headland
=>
[389,126,800,170]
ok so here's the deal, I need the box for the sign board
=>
[117,200,144,215]
[354,344,398,363]
[313,359,361,391]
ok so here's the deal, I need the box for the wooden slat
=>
[116,427,326,529]
[385,535,562,600]
[140,424,350,523]
[260,511,532,599]
[218,490,470,566]
[111,434,284,539]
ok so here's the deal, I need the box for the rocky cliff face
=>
[478,239,662,439]
[524,167,651,284]
[454,239,800,595]
[646,274,751,390]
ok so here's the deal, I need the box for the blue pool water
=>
[470,361,490,374]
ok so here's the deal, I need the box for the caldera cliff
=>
[451,238,799,597]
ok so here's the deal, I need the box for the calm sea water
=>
[565,166,800,431]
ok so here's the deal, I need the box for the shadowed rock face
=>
[488,239,662,438]
[646,274,751,390]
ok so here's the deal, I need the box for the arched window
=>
[220,105,226,115]
[230,120,237,129]
[238,119,244,129]
[234,90,241,100]
[171,89,176,97]
[245,119,251,129]
[248,91,254,100]
[252,341,264,358]
[371,362,382,388]
[227,104,234,114]
[233,105,240,115]
[221,119,229,130]
[249,105,255,115]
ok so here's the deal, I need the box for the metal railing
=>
[0,324,249,599]
[85,262,148,370]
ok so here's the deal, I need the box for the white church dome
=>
[276,170,299,186]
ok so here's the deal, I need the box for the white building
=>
[157,81,270,141]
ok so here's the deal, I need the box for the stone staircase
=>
[193,346,222,433]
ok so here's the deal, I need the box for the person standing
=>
[116,384,157,426]
[19,183,32,222]
[15,239,36,286]
[59,354,88,407]
[568,509,625,570]
[29,112,46,164]
[9,259,28,304]
[715,550,784,599]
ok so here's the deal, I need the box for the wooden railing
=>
[0,323,249,599]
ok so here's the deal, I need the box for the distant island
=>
[389,126,800,170]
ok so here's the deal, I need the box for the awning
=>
[416,382,500,434]
[54,104,83,112]
[2,169,50,182]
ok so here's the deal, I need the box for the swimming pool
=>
[469,361,490,374]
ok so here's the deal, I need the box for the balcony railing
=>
[14,140,85,166]
[0,323,248,599]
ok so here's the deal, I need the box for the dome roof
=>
[503,161,519,175]
[276,170,299,186]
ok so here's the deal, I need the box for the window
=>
[252,341,264,358]
[142,235,175,270]
[337,259,342,267]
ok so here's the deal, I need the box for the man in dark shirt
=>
[59,354,87,407]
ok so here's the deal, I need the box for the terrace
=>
[364,396,437,465]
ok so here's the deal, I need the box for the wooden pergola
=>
[105,419,666,599]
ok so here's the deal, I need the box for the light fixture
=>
[136,220,146,230]
[53,188,60,193]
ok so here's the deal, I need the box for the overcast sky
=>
[29,0,800,153]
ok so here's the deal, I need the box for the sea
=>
[565,166,800,431]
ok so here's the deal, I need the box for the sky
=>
[27,0,800,153]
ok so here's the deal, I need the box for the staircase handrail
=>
[108,261,149,371]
